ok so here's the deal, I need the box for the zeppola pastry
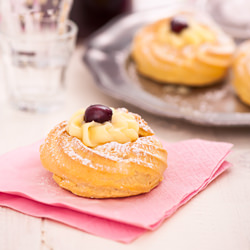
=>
[232,41,250,106]
[132,11,235,86]
[40,104,168,198]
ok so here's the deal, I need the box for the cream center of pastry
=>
[66,108,139,147]
[157,17,216,48]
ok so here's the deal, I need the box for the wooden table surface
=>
[1,44,250,250]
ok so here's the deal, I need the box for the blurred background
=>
[69,0,186,40]
[69,0,250,42]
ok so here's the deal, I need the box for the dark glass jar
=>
[69,0,132,40]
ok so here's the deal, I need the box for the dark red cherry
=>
[84,104,113,123]
[170,17,189,34]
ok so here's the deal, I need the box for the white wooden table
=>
[1,44,250,250]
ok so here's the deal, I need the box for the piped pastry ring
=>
[132,10,235,86]
[40,105,168,198]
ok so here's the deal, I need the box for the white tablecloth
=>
[1,43,250,250]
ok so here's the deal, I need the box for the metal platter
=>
[83,5,250,126]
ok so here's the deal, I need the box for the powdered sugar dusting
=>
[43,117,166,175]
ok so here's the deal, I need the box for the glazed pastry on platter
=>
[132,10,235,86]
[40,104,168,198]
[232,41,250,106]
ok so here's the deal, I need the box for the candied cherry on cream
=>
[170,17,189,34]
[84,104,113,123]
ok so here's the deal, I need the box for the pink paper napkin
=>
[0,139,232,243]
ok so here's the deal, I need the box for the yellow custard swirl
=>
[66,108,139,147]
[158,18,216,48]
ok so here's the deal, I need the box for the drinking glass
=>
[0,1,76,112]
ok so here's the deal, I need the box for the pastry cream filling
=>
[157,19,216,48]
[66,109,139,147]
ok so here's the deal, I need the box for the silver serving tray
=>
[83,6,250,126]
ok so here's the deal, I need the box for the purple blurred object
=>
[69,0,132,39]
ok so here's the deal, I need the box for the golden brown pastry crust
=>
[40,115,168,198]
[232,41,250,106]
[132,11,235,86]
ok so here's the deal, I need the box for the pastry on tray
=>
[40,104,168,198]
[232,41,250,106]
[131,10,235,86]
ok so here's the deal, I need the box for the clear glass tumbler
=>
[0,15,77,112]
